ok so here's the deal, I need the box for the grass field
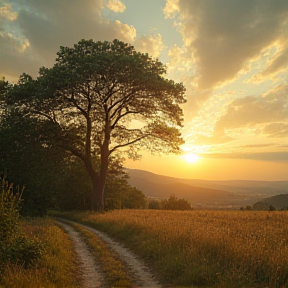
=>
[0,218,81,288]
[63,210,288,288]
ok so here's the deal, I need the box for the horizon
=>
[1,0,287,181]
[125,166,288,182]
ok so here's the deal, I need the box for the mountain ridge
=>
[126,168,288,209]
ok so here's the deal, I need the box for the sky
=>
[0,0,288,180]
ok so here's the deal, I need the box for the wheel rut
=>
[56,219,162,288]
[56,221,103,288]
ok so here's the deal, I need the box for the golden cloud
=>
[134,34,164,58]
[0,3,17,21]
[164,0,288,90]
[106,0,126,13]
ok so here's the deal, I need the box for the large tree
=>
[8,39,186,211]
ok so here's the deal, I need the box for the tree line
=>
[0,39,185,214]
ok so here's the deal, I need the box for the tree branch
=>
[109,134,148,155]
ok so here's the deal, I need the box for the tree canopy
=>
[5,39,186,211]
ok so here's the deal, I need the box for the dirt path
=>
[56,219,162,288]
[56,221,104,288]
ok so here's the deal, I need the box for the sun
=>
[183,153,200,163]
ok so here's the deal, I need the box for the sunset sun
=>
[183,153,200,163]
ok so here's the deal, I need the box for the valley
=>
[126,169,288,209]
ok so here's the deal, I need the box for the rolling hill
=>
[126,169,288,209]
[253,194,288,210]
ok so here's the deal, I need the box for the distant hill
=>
[253,194,288,210]
[126,169,288,209]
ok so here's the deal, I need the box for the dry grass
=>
[70,222,134,287]
[1,218,81,288]
[64,210,288,288]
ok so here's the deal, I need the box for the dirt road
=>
[56,219,162,288]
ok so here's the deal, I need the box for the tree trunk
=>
[83,138,109,211]
[91,173,99,211]
[84,157,99,210]
[97,137,109,211]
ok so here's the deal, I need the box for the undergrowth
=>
[0,218,81,288]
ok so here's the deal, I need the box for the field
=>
[0,218,81,288]
[65,210,288,288]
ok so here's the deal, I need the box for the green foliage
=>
[148,199,162,209]
[0,175,23,242]
[5,39,185,211]
[1,39,186,211]
[240,205,253,211]
[0,176,44,274]
[105,167,146,210]
[0,103,69,215]
[1,219,81,288]
[269,204,276,211]
[0,234,44,269]
[55,157,92,211]
[148,194,192,210]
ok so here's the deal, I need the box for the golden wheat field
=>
[72,210,288,288]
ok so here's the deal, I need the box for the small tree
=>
[161,195,192,211]
[269,205,276,211]
[148,200,162,210]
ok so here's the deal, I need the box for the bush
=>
[0,235,44,268]
[0,175,43,273]
[0,174,23,241]
[148,195,193,211]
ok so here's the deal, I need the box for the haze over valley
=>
[127,169,288,209]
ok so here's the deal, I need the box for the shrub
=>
[0,175,43,273]
[5,235,44,267]
[148,195,193,210]
[0,174,23,241]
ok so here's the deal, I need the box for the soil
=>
[56,219,162,288]
[56,221,104,288]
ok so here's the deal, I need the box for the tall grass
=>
[1,218,81,288]
[63,210,288,288]
[0,175,23,242]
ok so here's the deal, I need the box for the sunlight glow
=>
[183,153,200,163]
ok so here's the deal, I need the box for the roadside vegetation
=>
[60,209,288,288]
[1,218,81,288]
[0,176,80,288]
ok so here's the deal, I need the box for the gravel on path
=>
[56,221,104,288]
[57,219,162,288]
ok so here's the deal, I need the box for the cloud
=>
[134,33,164,58]
[239,143,276,149]
[214,84,288,135]
[167,44,214,115]
[163,0,180,19]
[201,151,288,162]
[263,123,288,138]
[164,0,288,90]
[0,3,17,20]
[193,133,234,145]
[106,0,126,13]
[188,84,288,147]
[251,43,288,83]
[0,0,136,81]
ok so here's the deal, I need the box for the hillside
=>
[253,194,288,210]
[126,169,288,209]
